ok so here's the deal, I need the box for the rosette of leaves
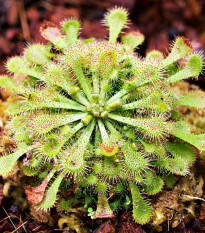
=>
[0,7,204,225]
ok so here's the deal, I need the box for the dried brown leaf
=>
[25,177,50,205]
[118,212,146,233]
[95,220,116,233]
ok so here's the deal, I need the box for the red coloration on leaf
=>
[100,136,119,156]
[101,143,116,153]
[94,193,115,219]
[94,209,115,219]
[40,21,61,41]
[180,36,193,50]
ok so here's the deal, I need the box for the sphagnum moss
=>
[0,7,205,225]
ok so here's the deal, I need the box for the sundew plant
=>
[0,7,205,224]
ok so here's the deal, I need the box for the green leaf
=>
[109,114,173,138]
[172,121,205,151]
[143,171,164,195]
[163,173,176,188]
[121,31,144,50]
[39,172,65,209]
[65,47,92,102]
[146,50,164,63]
[166,142,195,164]
[168,54,203,83]
[122,92,170,112]
[106,89,127,106]
[20,162,40,176]
[44,65,73,91]
[32,112,86,134]
[94,192,114,219]
[12,115,29,131]
[105,8,128,43]
[6,57,44,78]
[103,157,122,178]
[25,90,85,111]
[86,174,98,185]
[121,143,147,173]
[130,182,152,225]
[176,91,205,109]
[25,44,50,65]
[0,76,25,93]
[60,120,95,173]
[110,197,122,210]
[61,19,80,45]
[127,64,161,87]
[166,157,189,175]
[0,145,36,175]
[99,50,117,80]
[41,123,83,158]
[161,37,192,68]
